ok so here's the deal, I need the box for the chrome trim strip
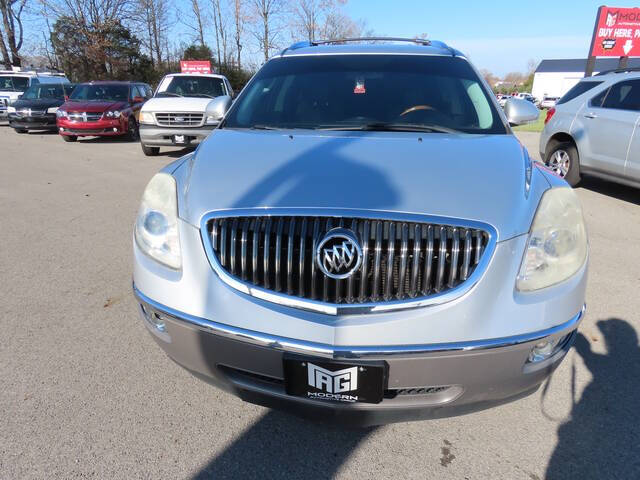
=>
[134,285,585,359]
[199,208,498,315]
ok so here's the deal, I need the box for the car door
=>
[130,85,146,119]
[580,79,640,177]
[625,116,640,182]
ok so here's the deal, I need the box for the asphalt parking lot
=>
[1,127,639,479]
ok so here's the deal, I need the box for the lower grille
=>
[205,213,492,311]
[155,112,204,127]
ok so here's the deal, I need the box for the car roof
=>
[278,38,465,59]
[82,81,144,85]
[165,73,227,79]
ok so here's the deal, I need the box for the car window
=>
[600,79,640,111]
[0,75,29,91]
[21,84,66,100]
[224,55,507,134]
[70,84,130,102]
[590,88,608,108]
[557,81,603,105]
[156,76,226,99]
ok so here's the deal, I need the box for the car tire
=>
[15,128,28,134]
[127,117,139,141]
[545,141,580,186]
[62,135,77,142]
[141,144,160,156]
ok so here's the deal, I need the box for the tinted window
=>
[0,75,29,91]
[156,76,225,98]
[21,84,67,100]
[601,80,640,111]
[224,55,506,134]
[70,84,129,102]
[590,88,608,108]
[557,81,603,105]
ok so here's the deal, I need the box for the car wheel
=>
[127,117,139,141]
[141,144,160,156]
[545,141,580,186]
[62,135,77,142]
[15,128,28,134]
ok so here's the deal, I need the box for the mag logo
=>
[306,363,359,402]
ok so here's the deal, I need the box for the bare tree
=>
[251,0,283,63]
[211,0,228,66]
[135,0,170,67]
[0,0,27,68]
[188,0,207,47]
[232,0,245,69]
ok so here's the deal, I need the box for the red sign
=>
[180,60,212,74]
[590,6,640,57]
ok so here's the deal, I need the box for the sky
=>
[341,0,638,76]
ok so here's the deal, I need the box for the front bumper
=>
[9,113,57,130]
[139,124,216,146]
[57,118,125,136]
[134,284,583,426]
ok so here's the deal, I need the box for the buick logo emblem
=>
[316,228,362,280]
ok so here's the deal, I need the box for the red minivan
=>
[56,81,152,142]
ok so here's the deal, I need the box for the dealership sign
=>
[590,6,640,57]
[180,60,212,74]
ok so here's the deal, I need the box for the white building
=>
[531,58,640,101]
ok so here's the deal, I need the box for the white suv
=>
[138,73,233,156]
[0,70,69,119]
[540,69,640,188]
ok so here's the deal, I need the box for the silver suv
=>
[132,39,588,426]
[540,69,640,188]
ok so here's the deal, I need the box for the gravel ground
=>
[1,127,639,479]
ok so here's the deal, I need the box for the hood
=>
[142,96,213,112]
[176,130,550,241]
[12,98,64,110]
[61,100,128,113]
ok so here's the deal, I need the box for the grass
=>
[513,108,547,133]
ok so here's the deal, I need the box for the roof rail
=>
[310,37,432,46]
[595,66,640,76]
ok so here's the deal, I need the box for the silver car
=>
[540,70,640,188]
[132,38,588,426]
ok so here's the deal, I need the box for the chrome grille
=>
[154,112,204,127]
[68,112,102,122]
[205,214,491,311]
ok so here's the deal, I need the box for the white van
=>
[0,70,69,119]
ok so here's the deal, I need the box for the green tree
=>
[183,43,213,61]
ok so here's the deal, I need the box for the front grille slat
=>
[155,112,204,127]
[208,214,490,309]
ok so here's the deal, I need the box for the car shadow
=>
[191,410,375,479]
[77,136,138,144]
[546,318,640,479]
[578,176,640,206]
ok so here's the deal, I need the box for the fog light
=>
[528,334,570,363]
[141,304,166,332]
[113,127,118,132]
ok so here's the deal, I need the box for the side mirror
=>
[504,98,539,126]
[205,95,232,123]
[133,96,145,103]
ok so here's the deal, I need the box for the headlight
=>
[7,106,15,113]
[139,111,155,125]
[205,115,219,125]
[516,187,587,291]
[56,109,67,118]
[134,173,181,269]
[104,110,121,118]
[47,107,58,114]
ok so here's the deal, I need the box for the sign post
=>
[586,6,640,76]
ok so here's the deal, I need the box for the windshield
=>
[0,75,29,91]
[223,55,506,133]
[156,76,225,98]
[70,84,129,102]
[21,84,71,100]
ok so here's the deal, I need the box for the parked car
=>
[0,70,69,120]
[7,83,75,133]
[133,38,587,426]
[540,96,559,109]
[56,81,152,142]
[540,70,640,188]
[497,94,511,107]
[138,73,234,156]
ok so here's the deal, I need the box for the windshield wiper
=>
[318,122,461,134]
[186,93,214,98]
[251,124,281,130]
[157,92,182,97]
